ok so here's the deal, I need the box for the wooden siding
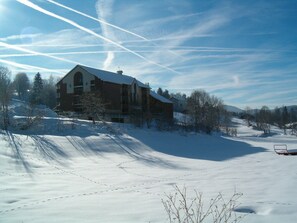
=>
[57,66,171,122]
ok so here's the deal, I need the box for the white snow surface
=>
[1,106,297,222]
[79,65,149,88]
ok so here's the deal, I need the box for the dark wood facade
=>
[56,65,172,122]
[150,94,173,121]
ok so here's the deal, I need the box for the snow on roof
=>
[80,65,149,88]
[150,91,173,104]
[170,95,186,101]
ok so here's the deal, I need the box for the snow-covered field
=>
[1,103,297,222]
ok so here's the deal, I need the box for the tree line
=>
[242,105,297,135]
[0,65,57,130]
[157,87,231,134]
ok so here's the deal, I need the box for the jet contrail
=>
[1,49,235,59]
[48,0,183,59]
[0,59,64,74]
[17,0,180,74]
[47,0,149,41]
[0,41,86,66]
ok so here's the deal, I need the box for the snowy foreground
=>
[1,110,297,222]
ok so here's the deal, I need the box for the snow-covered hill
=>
[1,105,297,222]
[224,105,243,113]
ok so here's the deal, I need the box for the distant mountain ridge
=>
[224,105,297,114]
[224,105,243,113]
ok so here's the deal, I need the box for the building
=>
[150,91,173,121]
[56,65,173,122]
[170,94,187,113]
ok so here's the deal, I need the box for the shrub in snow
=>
[162,186,244,223]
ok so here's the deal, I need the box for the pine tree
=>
[163,89,170,99]
[30,72,43,105]
[282,106,289,134]
[157,87,163,96]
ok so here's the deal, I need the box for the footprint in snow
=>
[234,207,256,214]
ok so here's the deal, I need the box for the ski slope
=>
[1,108,297,222]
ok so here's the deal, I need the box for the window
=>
[132,83,137,102]
[90,80,95,91]
[74,86,83,95]
[74,72,83,86]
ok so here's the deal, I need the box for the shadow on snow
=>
[3,130,33,174]
[2,129,70,174]
[4,117,268,174]
[128,129,267,161]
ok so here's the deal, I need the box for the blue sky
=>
[1,0,297,108]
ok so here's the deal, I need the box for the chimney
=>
[117,70,123,75]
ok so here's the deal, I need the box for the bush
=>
[162,186,243,223]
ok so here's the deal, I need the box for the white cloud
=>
[103,51,114,69]
[96,0,115,69]
[232,75,240,87]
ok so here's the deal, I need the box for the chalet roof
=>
[150,91,173,104]
[79,65,149,88]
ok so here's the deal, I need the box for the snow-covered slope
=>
[1,111,297,222]
[224,105,243,113]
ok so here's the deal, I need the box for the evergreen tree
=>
[163,89,170,99]
[30,72,43,105]
[282,106,289,134]
[157,87,163,96]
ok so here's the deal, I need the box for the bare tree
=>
[255,106,271,134]
[41,75,57,109]
[13,72,30,100]
[187,90,204,131]
[0,66,13,129]
[187,90,225,134]
[221,109,232,135]
[272,107,282,128]
[80,92,106,123]
[243,106,253,127]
